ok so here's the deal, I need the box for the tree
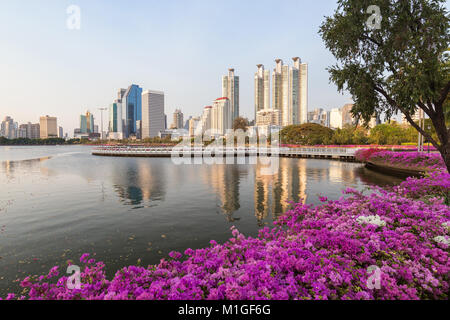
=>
[320,0,450,172]
[280,123,334,145]
[232,117,249,132]
[332,125,369,145]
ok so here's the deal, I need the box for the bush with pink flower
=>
[355,149,445,172]
[3,170,449,300]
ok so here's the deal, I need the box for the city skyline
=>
[0,0,356,136]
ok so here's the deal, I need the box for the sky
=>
[0,0,357,136]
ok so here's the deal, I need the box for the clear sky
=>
[0,0,356,136]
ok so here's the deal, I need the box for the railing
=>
[93,146,358,157]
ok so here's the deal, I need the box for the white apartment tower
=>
[211,97,232,137]
[269,58,308,127]
[199,106,212,136]
[272,59,283,115]
[222,68,239,122]
[142,90,165,138]
[254,64,271,120]
[298,59,308,125]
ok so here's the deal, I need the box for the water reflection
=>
[254,158,308,225]
[1,157,51,180]
[101,157,403,226]
[200,164,248,222]
[112,160,166,206]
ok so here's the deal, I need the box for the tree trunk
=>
[442,142,450,174]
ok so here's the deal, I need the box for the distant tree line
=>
[0,137,80,145]
[279,122,437,146]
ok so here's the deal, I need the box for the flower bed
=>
[3,171,449,300]
[282,144,436,151]
[355,149,445,172]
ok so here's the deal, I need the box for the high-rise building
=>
[80,111,94,134]
[18,126,27,138]
[308,108,330,127]
[255,65,265,118]
[271,58,308,127]
[198,106,212,136]
[222,68,239,122]
[122,84,143,138]
[30,123,40,139]
[171,109,184,129]
[142,90,165,139]
[1,116,17,139]
[341,104,356,127]
[254,64,271,121]
[108,88,127,139]
[109,102,119,133]
[58,126,64,139]
[210,97,232,136]
[19,122,40,139]
[40,116,58,138]
[296,58,308,125]
[329,108,343,129]
[188,117,201,137]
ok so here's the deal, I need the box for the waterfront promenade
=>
[92,145,358,161]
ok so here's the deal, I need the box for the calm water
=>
[0,145,402,295]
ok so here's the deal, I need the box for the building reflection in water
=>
[1,157,51,181]
[112,160,166,206]
[200,164,247,222]
[254,158,307,225]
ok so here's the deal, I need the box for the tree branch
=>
[373,86,441,150]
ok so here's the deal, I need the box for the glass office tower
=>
[123,84,143,137]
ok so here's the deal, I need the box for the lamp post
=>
[427,125,431,154]
[98,107,107,140]
[417,109,425,153]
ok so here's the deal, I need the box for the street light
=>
[98,107,107,140]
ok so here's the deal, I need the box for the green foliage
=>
[319,0,450,171]
[280,123,334,145]
[0,137,69,145]
[232,117,249,132]
[331,125,369,145]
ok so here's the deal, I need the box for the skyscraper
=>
[80,111,94,134]
[297,58,308,124]
[58,126,64,139]
[270,58,308,127]
[40,116,58,138]
[254,64,271,120]
[122,84,143,138]
[272,59,283,118]
[199,106,212,136]
[222,68,239,122]
[86,111,94,133]
[18,122,39,139]
[210,97,232,136]
[1,116,16,139]
[142,90,165,139]
[171,109,184,129]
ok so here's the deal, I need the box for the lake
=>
[0,145,402,295]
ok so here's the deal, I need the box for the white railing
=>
[93,146,358,157]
